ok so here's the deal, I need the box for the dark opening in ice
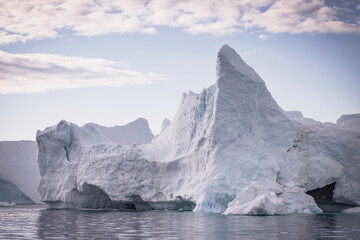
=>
[306,182,356,212]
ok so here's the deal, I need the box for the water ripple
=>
[0,206,359,239]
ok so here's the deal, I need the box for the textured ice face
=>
[37,45,360,214]
[224,182,290,215]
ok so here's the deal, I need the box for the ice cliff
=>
[37,45,360,215]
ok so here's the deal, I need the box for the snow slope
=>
[37,45,360,214]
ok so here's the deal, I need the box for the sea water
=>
[1,205,359,239]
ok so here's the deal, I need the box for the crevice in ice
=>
[198,92,206,118]
[306,182,356,212]
[63,123,74,162]
[68,124,73,146]
[287,138,301,153]
[63,146,70,162]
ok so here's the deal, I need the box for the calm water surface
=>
[1,205,360,239]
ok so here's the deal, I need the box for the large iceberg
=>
[37,45,360,214]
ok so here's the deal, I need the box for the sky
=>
[0,0,359,141]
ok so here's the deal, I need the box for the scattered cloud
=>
[258,34,268,40]
[242,48,265,56]
[0,0,359,44]
[242,0,360,34]
[241,48,284,61]
[0,51,166,94]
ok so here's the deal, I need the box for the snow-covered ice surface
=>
[84,118,154,145]
[37,45,360,215]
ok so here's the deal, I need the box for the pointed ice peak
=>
[219,44,246,66]
[217,44,262,83]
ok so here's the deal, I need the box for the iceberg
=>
[0,178,34,205]
[0,119,154,205]
[0,201,16,207]
[223,182,289,215]
[37,45,360,214]
[342,207,360,213]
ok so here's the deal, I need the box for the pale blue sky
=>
[0,0,359,140]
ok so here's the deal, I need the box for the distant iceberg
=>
[0,178,33,205]
[37,45,360,215]
[0,141,39,203]
[342,207,360,213]
[0,201,16,207]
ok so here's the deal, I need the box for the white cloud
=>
[242,48,264,56]
[242,0,360,34]
[0,51,165,94]
[258,34,268,40]
[241,48,284,61]
[0,0,359,44]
